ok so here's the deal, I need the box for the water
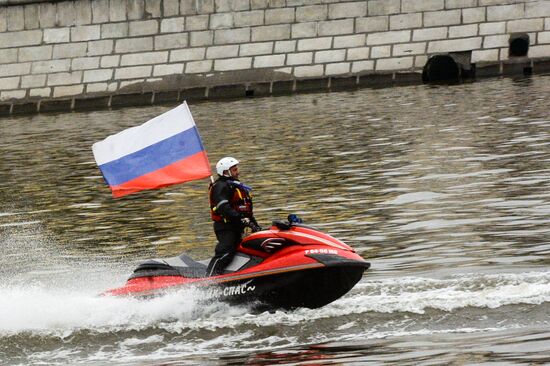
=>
[1,75,550,365]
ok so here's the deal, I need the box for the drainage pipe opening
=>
[509,34,529,57]
[422,55,460,83]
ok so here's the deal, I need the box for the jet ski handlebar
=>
[272,220,292,230]
[272,214,306,231]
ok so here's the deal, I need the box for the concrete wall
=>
[1,0,550,114]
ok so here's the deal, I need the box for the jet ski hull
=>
[107,257,369,309]
[222,264,369,309]
[104,222,370,309]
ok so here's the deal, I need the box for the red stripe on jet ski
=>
[209,262,325,284]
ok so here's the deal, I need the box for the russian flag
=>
[92,102,211,198]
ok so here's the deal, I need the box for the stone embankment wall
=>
[1,0,550,114]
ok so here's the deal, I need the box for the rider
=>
[206,157,261,276]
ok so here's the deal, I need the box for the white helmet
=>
[216,157,239,176]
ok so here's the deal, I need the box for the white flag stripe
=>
[92,102,195,166]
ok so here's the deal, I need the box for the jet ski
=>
[104,217,370,309]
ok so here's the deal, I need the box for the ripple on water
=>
[1,75,550,364]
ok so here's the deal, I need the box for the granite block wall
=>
[0,0,549,113]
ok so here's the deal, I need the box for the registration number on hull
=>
[305,248,338,255]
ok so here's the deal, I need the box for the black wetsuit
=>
[207,176,256,276]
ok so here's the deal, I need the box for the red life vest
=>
[209,181,253,223]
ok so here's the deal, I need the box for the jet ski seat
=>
[129,253,208,279]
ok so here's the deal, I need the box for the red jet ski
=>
[104,218,370,309]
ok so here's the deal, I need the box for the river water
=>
[1,75,549,365]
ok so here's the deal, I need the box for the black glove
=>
[241,218,262,232]
[250,222,262,232]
